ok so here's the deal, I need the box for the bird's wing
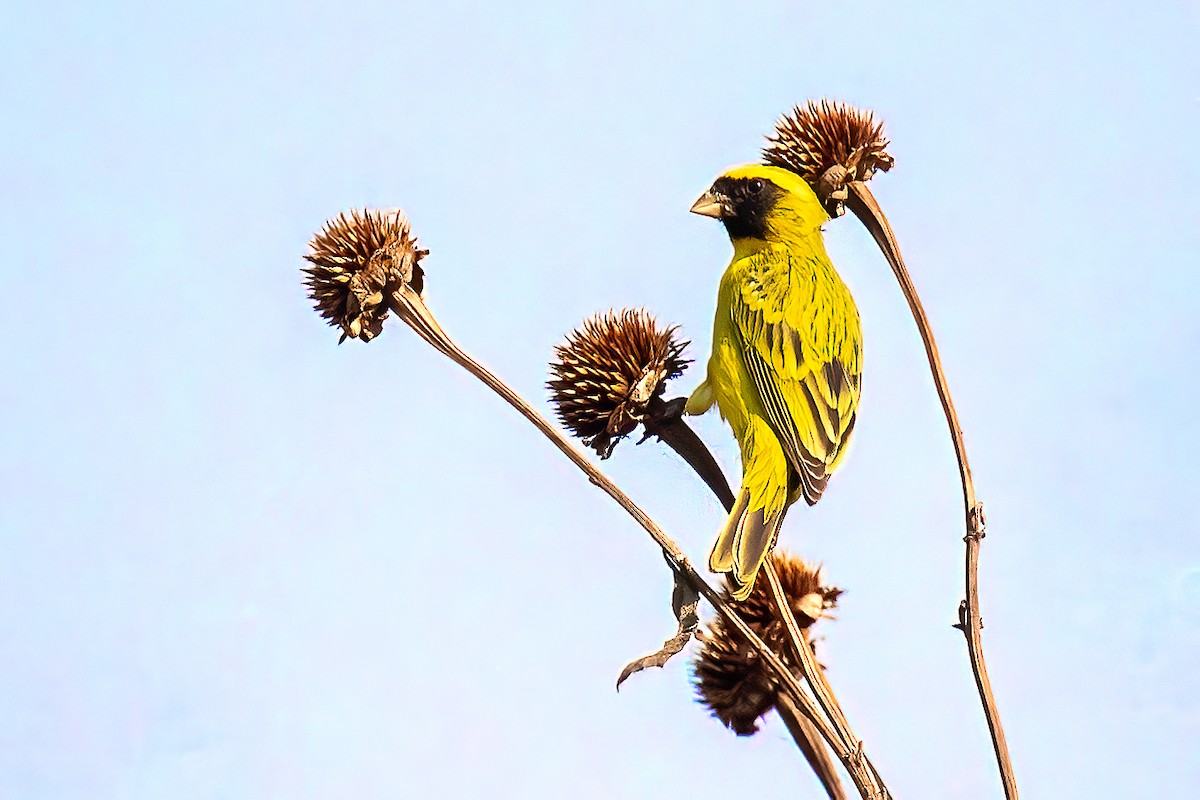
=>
[729,243,861,505]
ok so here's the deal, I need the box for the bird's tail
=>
[709,491,785,600]
[710,418,791,600]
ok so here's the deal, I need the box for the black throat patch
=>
[712,176,784,240]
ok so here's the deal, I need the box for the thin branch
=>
[846,181,1018,800]
[777,692,849,800]
[387,285,889,798]
[762,561,850,744]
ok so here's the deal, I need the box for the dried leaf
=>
[616,567,701,690]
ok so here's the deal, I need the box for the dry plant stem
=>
[387,285,890,795]
[643,411,736,510]
[763,563,890,795]
[846,182,1018,800]
[777,692,848,800]
[652,415,887,800]
[762,562,851,743]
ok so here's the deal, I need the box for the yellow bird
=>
[687,165,862,600]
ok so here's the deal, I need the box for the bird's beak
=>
[690,191,730,219]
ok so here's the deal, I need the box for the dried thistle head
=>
[691,618,778,735]
[548,310,689,458]
[303,208,428,343]
[692,553,841,735]
[763,99,894,217]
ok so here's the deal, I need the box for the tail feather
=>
[733,507,783,590]
[710,416,793,599]
[709,488,786,601]
[730,507,784,600]
[709,489,749,574]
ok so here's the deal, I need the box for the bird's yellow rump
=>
[687,165,862,599]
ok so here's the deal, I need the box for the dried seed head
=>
[303,208,428,343]
[692,620,780,736]
[763,99,894,217]
[692,553,841,735]
[548,310,689,459]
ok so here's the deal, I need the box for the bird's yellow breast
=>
[704,232,862,471]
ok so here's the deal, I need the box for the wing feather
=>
[729,244,862,505]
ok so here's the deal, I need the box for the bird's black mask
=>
[710,176,784,240]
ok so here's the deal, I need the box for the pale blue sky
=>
[2,2,1197,798]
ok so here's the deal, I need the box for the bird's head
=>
[690,165,827,245]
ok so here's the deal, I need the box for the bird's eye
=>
[748,178,764,194]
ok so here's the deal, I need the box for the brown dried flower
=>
[692,617,778,736]
[303,208,428,343]
[763,99,894,217]
[693,552,842,735]
[548,310,689,459]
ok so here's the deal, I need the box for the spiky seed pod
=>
[303,208,427,343]
[692,552,842,735]
[548,310,689,459]
[692,618,780,736]
[763,99,895,217]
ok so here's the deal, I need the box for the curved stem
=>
[847,182,1017,800]
[643,404,736,510]
[846,184,975,509]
